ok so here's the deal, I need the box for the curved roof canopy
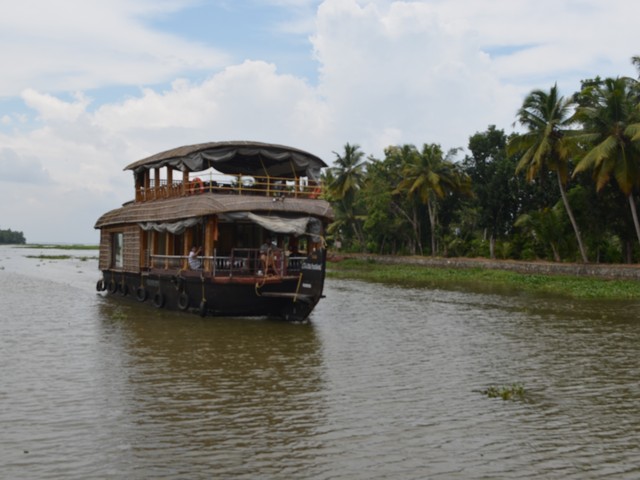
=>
[125,141,327,180]
[94,194,334,229]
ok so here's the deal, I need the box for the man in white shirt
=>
[188,246,202,270]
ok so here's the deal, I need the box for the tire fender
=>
[136,286,147,302]
[152,292,165,308]
[178,292,190,311]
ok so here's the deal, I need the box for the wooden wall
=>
[98,225,141,272]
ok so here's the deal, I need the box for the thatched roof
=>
[124,141,327,180]
[94,193,334,229]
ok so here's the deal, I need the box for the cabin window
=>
[172,234,184,256]
[156,232,166,256]
[235,223,261,248]
[112,232,124,268]
[216,223,234,254]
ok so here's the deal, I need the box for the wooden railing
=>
[136,174,323,202]
[149,249,308,278]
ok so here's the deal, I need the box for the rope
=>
[293,273,303,303]
[201,274,206,305]
[255,273,266,294]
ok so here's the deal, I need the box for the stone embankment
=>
[333,254,640,281]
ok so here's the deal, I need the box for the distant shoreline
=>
[15,244,99,250]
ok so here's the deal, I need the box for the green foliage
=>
[572,75,640,249]
[464,126,521,240]
[25,254,97,261]
[26,254,72,260]
[111,307,128,321]
[326,143,368,251]
[482,384,525,401]
[328,258,640,300]
[0,228,26,244]
[327,57,640,262]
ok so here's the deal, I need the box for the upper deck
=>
[126,140,327,203]
[95,141,333,229]
[135,171,323,203]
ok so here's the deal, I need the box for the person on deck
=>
[188,246,202,270]
[259,238,271,274]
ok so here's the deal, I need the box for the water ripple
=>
[1,247,639,478]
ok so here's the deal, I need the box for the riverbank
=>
[327,255,640,300]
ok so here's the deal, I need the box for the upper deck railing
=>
[136,173,323,202]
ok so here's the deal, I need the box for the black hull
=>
[98,251,326,322]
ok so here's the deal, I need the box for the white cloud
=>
[93,60,331,154]
[0,0,229,96]
[0,60,333,243]
[0,147,52,185]
[312,0,518,152]
[21,90,91,122]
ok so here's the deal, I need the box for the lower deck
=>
[99,247,326,321]
[147,248,308,279]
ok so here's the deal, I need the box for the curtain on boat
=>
[138,217,201,234]
[139,213,323,242]
[220,212,322,241]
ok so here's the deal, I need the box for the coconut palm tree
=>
[573,76,640,249]
[515,206,565,262]
[328,143,367,249]
[508,84,589,263]
[385,144,425,254]
[396,143,470,256]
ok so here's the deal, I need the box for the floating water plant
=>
[482,383,525,401]
[111,307,128,321]
[26,254,72,260]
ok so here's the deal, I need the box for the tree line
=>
[0,228,26,245]
[323,57,640,264]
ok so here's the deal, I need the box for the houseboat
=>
[95,141,334,321]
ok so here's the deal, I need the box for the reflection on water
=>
[95,302,326,478]
[1,245,639,479]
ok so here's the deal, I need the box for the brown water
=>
[1,245,639,479]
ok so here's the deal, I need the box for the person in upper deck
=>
[188,246,202,270]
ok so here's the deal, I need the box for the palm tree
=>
[508,84,589,263]
[386,145,425,254]
[573,76,640,249]
[328,143,367,249]
[515,206,565,262]
[633,56,640,77]
[395,143,470,256]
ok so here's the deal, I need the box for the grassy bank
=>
[327,258,640,300]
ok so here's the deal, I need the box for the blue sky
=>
[1,0,639,243]
[149,1,321,79]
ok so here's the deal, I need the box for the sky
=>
[1,0,639,244]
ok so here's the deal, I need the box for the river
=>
[1,245,639,479]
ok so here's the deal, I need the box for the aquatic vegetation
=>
[482,384,525,401]
[328,258,640,300]
[20,244,99,250]
[111,307,128,321]
[25,254,98,261]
